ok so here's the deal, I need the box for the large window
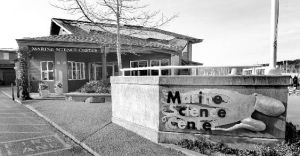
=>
[68,61,85,80]
[130,60,148,76]
[0,53,9,60]
[40,61,54,80]
[150,59,170,75]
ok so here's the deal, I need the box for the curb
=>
[1,90,101,156]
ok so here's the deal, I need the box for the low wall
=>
[65,93,111,103]
[111,76,290,144]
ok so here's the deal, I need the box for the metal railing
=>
[120,65,203,76]
[242,67,268,75]
[120,65,258,76]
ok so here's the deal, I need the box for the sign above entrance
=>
[29,46,101,53]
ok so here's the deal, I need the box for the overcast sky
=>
[0,0,299,66]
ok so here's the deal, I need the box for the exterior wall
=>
[0,69,15,85]
[181,42,192,61]
[28,49,174,92]
[66,52,172,91]
[120,52,172,76]
[187,42,192,61]
[0,51,17,61]
[9,52,17,61]
[122,52,171,69]
[29,51,55,92]
[111,76,290,144]
[0,50,17,85]
[66,52,95,92]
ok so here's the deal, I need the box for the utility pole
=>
[267,0,281,75]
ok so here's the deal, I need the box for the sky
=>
[0,0,299,66]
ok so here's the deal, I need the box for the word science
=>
[160,89,232,132]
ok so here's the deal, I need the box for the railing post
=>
[158,68,162,76]
[16,79,20,98]
[171,68,175,76]
[11,83,15,101]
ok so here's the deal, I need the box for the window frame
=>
[68,61,86,80]
[130,60,148,76]
[149,59,170,76]
[40,61,54,81]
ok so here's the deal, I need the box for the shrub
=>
[177,137,300,156]
[79,80,110,94]
[286,122,300,144]
[55,81,63,89]
[176,122,300,156]
[39,81,49,90]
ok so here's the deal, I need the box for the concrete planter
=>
[55,88,63,95]
[65,93,111,103]
[39,90,50,97]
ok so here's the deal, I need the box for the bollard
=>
[11,83,15,101]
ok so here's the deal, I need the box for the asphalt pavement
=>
[0,92,91,156]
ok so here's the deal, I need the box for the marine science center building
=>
[16,18,202,93]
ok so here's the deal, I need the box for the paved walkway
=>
[0,87,187,156]
[0,92,91,156]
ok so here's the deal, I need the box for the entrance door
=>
[91,63,114,80]
[106,66,113,79]
[94,65,102,80]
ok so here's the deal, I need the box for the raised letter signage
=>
[160,88,285,135]
[29,46,100,53]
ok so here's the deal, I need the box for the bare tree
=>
[52,0,177,73]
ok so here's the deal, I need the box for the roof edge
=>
[51,17,203,43]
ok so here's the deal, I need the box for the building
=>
[242,59,300,76]
[16,18,202,93]
[276,59,300,74]
[0,48,17,85]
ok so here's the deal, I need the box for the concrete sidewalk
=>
[0,91,91,156]
[1,87,187,156]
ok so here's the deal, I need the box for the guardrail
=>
[242,67,268,75]
[120,65,202,76]
[120,65,256,76]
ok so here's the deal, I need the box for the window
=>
[68,61,85,80]
[161,59,170,75]
[40,61,54,80]
[0,53,9,60]
[150,59,170,75]
[150,60,160,75]
[130,60,148,76]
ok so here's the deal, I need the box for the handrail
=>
[121,65,203,71]
[120,65,256,76]
[120,65,204,76]
[242,66,269,75]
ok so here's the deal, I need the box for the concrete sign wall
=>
[111,76,290,144]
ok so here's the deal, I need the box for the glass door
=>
[90,63,114,80]
[94,65,102,80]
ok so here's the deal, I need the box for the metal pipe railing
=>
[120,65,203,76]
[120,65,261,76]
